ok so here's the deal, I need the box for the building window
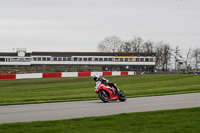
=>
[6,58,11,62]
[68,57,71,61]
[145,58,149,62]
[38,57,41,61]
[83,58,87,61]
[140,58,144,62]
[88,57,92,61]
[95,58,98,61]
[74,57,78,61]
[136,58,139,62]
[120,58,123,62]
[42,57,46,61]
[33,57,37,61]
[104,58,108,61]
[47,57,51,61]
[124,58,128,62]
[115,58,119,62]
[63,58,66,61]
[99,58,103,61]
[109,58,113,61]
[0,58,5,62]
[129,58,133,62]
[58,58,62,61]
[12,58,19,60]
[53,58,57,61]
[78,58,82,61]
[150,58,153,62]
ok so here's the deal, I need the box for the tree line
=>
[97,35,200,72]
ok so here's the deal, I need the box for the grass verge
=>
[0,74,200,105]
[0,107,199,133]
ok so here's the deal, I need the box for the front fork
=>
[114,84,120,95]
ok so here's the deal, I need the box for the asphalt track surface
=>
[0,93,200,124]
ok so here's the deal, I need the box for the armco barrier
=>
[62,72,78,77]
[91,72,103,76]
[112,71,121,76]
[16,73,43,79]
[121,71,128,75]
[0,74,16,79]
[78,72,91,77]
[0,71,136,80]
[43,72,62,78]
[128,71,136,75]
[102,71,112,76]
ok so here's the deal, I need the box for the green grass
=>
[0,74,200,105]
[0,107,200,133]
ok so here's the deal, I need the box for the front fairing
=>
[97,83,119,100]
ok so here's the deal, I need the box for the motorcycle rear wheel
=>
[118,90,126,102]
[98,90,109,103]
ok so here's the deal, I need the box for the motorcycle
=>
[95,82,126,102]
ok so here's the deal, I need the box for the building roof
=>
[0,51,156,57]
[31,52,156,57]
[0,52,31,57]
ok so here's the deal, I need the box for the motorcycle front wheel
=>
[118,90,126,102]
[98,90,109,103]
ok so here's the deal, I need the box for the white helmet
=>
[93,74,100,81]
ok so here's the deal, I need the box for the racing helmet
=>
[93,74,100,81]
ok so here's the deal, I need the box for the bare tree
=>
[119,37,154,53]
[185,48,192,73]
[192,47,200,71]
[122,36,144,53]
[142,40,154,53]
[154,42,172,71]
[162,43,172,71]
[131,36,144,53]
[97,35,174,72]
[97,36,123,52]
[154,42,163,70]
[120,42,132,52]
[173,45,182,72]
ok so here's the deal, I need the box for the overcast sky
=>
[0,0,200,54]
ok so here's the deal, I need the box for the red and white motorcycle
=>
[95,82,126,102]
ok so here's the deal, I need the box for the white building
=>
[0,49,156,74]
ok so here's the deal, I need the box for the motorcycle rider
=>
[93,74,119,95]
